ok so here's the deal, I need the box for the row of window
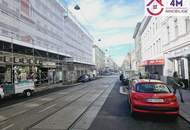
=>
[167,17,190,42]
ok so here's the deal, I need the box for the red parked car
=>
[128,79,179,117]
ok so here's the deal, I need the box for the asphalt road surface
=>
[0,76,189,130]
[89,80,190,130]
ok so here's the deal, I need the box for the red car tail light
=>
[165,97,177,102]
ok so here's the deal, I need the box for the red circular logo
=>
[146,0,164,16]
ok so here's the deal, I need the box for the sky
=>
[63,0,144,66]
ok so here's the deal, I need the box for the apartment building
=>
[135,16,190,87]
[140,17,166,76]
[164,16,190,86]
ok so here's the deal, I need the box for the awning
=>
[142,59,165,66]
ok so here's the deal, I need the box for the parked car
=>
[87,74,96,81]
[128,79,179,117]
[77,75,90,82]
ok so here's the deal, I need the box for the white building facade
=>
[164,16,190,87]
[133,22,142,72]
[92,45,105,75]
[0,0,94,86]
[105,57,118,72]
[138,16,190,87]
[141,17,167,76]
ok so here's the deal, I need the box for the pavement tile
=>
[177,89,190,123]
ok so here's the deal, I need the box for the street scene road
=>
[0,77,115,130]
[89,79,190,130]
[1,0,190,130]
[0,77,188,130]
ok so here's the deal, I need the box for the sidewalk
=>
[176,89,190,123]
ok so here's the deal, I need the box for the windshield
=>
[136,83,171,93]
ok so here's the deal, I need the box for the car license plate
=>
[146,98,164,103]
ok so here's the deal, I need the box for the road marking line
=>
[2,124,14,130]
[40,97,53,101]
[39,104,56,113]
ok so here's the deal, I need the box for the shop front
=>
[165,44,190,88]
[143,59,165,76]
[0,41,69,89]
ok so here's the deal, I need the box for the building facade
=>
[0,0,94,87]
[133,22,142,72]
[105,57,118,73]
[92,45,105,75]
[164,16,190,86]
[121,53,131,71]
[137,16,190,87]
[140,17,166,76]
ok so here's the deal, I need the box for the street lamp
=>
[74,4,80,10]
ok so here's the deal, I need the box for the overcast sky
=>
[63,0,144,66]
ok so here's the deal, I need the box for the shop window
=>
[180,59,185,79]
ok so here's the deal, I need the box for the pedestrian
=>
[120,73,124,81]
[139,72,142,79]
[172,71,184,103]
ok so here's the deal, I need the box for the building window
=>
[21,0,31,17]
[186,17,190,33]
[174,18,178,38]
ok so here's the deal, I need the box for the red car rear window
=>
[135,83,171,93]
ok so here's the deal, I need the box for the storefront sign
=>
[42,62,56,67]
[143,59,165,65]
[166,45,190,59]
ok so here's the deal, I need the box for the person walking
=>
[172,71,184,103]
[120,73,124,81]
